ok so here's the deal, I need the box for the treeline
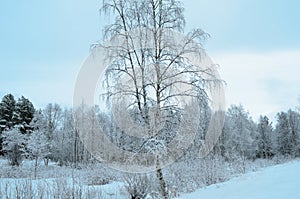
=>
[216,105,300,160]
[0,93,300,167]
[0,94,91,167]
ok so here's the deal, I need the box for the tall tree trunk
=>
[44,157,49,166]
[156,156,168,199]
[34,156,38,179]
[74,129,78,168]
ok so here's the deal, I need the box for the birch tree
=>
[96,0,221,198]
[27,130,49,178]
[43,103,62,165]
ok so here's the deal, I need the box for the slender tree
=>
[43,103,62,165]
[257,115,273,158]
[27,130,49,178]
[98,0,219,198]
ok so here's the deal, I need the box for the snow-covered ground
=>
[0,158,126,198]
[175,160,300,199]
[0,158,299,198]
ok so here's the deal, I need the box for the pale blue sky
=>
[0,0,300,119]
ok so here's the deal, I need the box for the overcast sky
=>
[1,0,300,121]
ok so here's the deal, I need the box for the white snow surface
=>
[175,160,300,199]
[0,159,299,199]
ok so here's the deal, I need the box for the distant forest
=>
[0,93,299,167]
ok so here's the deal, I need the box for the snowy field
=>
[0,158,126,198]
[176,160,300,199]
[0,159,299,198]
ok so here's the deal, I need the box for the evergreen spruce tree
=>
[257,115,273,158]
[0,94,16,155]
[14,96,35,134]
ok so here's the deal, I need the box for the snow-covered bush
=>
[124,174,159,199]
[2,126,26,166]
[165,155,228,195]
[200,155,227,185]
[87,176,110,186]
[0,179,104,199]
